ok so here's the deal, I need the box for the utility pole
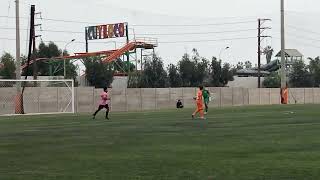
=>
[33,11,42,82]
[15,0,21,87]
[31,5,36,81]
[280,0,286,88]
[257,18,271,88]
[125,23,130,73]
[85,27,89,53]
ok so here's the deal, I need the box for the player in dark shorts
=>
[93,87,110,120]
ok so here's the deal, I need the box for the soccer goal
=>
[0,79,75,116]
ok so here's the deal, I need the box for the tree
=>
[308,57,320,87]
[0,53,16,79]
[178,53,195,87]
[210,57,234,87]
[23,42,78,80]
[221,63,234,86]
[168,64,182,87]
[289,60,313,87]
[263,72,281,88]
[244,61,252,69]
[178,50,209,87]
[210,57,223,87]
[84,56,114,88]
[236,62,244,70]
[140,55,168,88]
[263,46,274,64]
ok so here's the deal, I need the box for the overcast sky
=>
[0,0,319,70]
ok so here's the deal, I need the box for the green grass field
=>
[1,105,320,180]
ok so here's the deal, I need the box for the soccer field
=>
[1,105,320,180]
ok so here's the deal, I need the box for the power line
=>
[158,37,256,44]
[136,29,256,36]
[287,25,320,36]
[0,37,126,44]
[132,20,256,27]
[274,37,320,49]
[0,37,256,44]
[0,27,256,36]
[0,15,256,27]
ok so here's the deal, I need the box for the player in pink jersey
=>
[93,87,111,120]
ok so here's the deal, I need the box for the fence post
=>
[125,88,128,112]
[259,88,261,105]
[182,88,184,105]
[92,88,95,112]
[313,88,315,104]
[57,87,59,112]
[169,87,171,108]
[37,87,40,113]
[268,88,271,105]
[232,88,234,106]
[140,88,143,111]
[155,88,157,110]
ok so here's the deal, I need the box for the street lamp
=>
[218,46,230,61]
[63,39,76,79]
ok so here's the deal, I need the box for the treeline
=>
[2,42,320,88]
[127,49,234,88]
[263,57,320,88]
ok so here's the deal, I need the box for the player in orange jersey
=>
[192,86,205,120]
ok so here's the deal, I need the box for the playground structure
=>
[236,49,303,77]
[236,59,280,77]
[21,39,158,74]
[18,21,158,77]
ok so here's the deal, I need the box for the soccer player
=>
[93,87,110,120]
[203,88,210,114]
[192,86,205,120]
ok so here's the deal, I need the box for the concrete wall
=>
[1,87,320,115]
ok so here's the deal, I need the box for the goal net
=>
[0,79,75,116]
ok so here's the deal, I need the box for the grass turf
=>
[1,105,320,180]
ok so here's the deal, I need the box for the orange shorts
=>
[196,103,204,111]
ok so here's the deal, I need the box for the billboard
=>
[86,23,126,40]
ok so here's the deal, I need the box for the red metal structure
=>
[20,40,157,72]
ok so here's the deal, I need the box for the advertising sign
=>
[86,23,126,40]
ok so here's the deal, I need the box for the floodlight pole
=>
[15,0,21,90]
[219,46,230,61]
[280,0,286,88]
[63,39,75,79]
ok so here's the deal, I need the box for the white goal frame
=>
[0,79,75,116]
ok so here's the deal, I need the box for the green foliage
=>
[22,42,78,80]
[245,61,252,69]
[0,52,16,79]
[210,57,234,87]
[263,72,281,88]
[263,46,274,64]
[178,53,195,87]
[84,56,114,88]
[168,64,182,87]
[221,63,234,85]
[178,50,210,87]
[309,57,320,87]
[289,60,313,88]
[140,55,168,88]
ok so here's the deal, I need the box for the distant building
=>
[275,49,303,66]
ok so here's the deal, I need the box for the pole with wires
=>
[281,0,286,88]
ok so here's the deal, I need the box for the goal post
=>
[0,79,75,116]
